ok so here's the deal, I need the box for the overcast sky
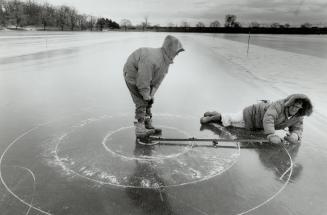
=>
[44,0,327,26]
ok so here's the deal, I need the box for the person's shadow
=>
[200,123,303,183]
[125,142,176,215]
[256,142,302,182]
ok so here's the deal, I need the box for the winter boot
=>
[204,111,220,117]
[200,113,222,124]
[145,117,162,134]
[135,121,155,137]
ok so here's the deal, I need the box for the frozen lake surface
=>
[217,33,327,59]
[0,31,327,215]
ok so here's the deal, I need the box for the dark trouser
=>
[125,81,152,121]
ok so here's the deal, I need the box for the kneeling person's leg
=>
[221,111,245,128]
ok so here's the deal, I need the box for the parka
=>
[123,35,184,100]
[243,94,313,138]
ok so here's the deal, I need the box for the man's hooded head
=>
[162,35,184,62]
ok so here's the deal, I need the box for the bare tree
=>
[180,21,190,28]
[0,0,8,26]
[167,22,175,28]
[56,5,70,31]
[24,0,40,26]
[0,0,4,12]
[87,15,96,31]
[120,19,132,31]
[270,22,281,28]
[300,22,312,28]
[249,22,260,28]
[209,20,220,27]
[196,21,205,28]
[9,0,25,29]
[225,14,237,27]
[67,7,77,30]
[76,14,87,30]
[40,3,55,30]
[141,15,149,30]
[180,21,190,32]
[153,24,160,31]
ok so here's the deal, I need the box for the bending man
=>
[124,35,184,137]
[200,94,313,144]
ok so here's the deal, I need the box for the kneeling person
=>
[200,94,313,144]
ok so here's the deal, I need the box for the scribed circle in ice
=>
[102,126,193,160]
[54,115,241,188]
[0,114,293,215]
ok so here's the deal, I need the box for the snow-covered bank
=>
[0,32,142,59]
[195,34,327,119]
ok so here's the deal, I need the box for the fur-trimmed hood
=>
[284,94,313,116]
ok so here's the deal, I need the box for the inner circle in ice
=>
[102,126,193,161]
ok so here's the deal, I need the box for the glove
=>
[148,98,154,105]
[143,95,152,101]
[144,95,154,105]
[267,134,283,145]
[284,133,300,144]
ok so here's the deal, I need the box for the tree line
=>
[0,0,325,34]
[0,0,120,31]
[120,14,326,34]
[122,14,324,30]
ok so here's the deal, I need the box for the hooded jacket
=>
[243,94,313,138]
[123,35,184,100]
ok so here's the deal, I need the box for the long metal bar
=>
[157,142,261,149]
[149,136,269,143]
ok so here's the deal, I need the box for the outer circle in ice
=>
[0,114,292,215]
[53,114,240,188]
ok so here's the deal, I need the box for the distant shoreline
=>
[1,26,327,35]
